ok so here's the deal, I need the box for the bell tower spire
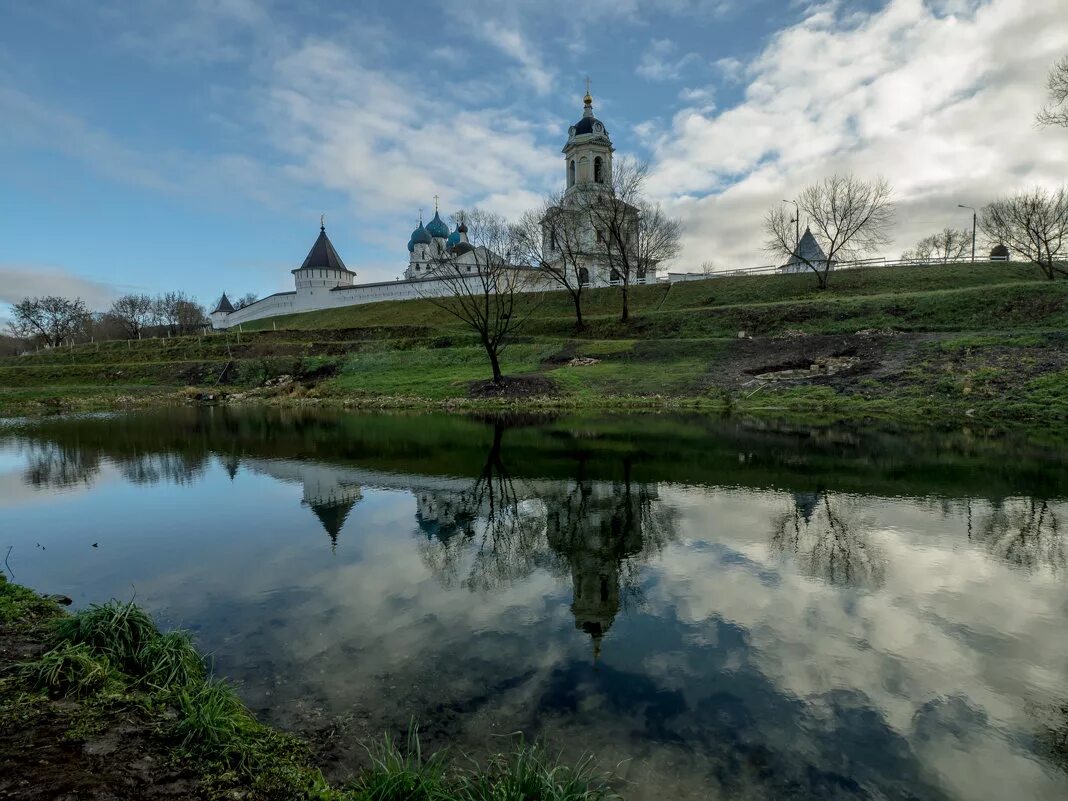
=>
[563,77,613,194]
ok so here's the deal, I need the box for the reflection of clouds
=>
[648,486,1068,800]
[6,421,1068,800]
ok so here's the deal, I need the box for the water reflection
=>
[975,498,1064,573]
[3,409,1068,800]
[771,491,885,588]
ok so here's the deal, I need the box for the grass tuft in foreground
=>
[457,740,620,801]
[51,599,158,672]
[26,642,119,697]
[352,728,452,801]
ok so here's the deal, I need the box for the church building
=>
[210,88,637,330]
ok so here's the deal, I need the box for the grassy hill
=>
[2,261,1066,426]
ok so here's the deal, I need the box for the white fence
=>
[666,253,1015,282]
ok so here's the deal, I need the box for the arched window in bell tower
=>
[594,157,603,184]
[568,160,576,187]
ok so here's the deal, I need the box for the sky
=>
[1,0,1066,318]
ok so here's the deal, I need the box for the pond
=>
[2,408,1067,800]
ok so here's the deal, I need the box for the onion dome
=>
[567,87,610,140]
[408,221,431,252]
[446,227,461,249]
[426,210,449,239]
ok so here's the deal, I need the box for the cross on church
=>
[433,194,440,213]
[585,76,591,94]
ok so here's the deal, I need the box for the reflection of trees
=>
[21,442,101,488]
[975,498,1064,573]
[771,491,885,588]
[18,441,208,489]
[116,452,209,485]
[419,428,677,656]
[418,423,548,591]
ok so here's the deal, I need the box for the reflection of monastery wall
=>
[242,458,665,652]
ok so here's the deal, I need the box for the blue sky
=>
[1,0,1066,317]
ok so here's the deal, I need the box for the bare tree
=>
[418,208,541,385]
[765,174,894,289]
[1037,55,1068,128]
[584,158,681,322]
[979,187,1068,280]
[174,298,207,333]
[153,291,206,335]
[8,296,89,347]
[108,294,155,339]
[234,293,259,310]
[902,228,971,263]
[515,192,590,329]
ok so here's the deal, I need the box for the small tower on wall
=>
[563,81,613,197]
[210,293,234,328]
[292,217,356,293]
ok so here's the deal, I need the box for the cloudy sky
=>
[1,0,1066,315]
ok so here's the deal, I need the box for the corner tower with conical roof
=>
[563,83,613,196]
[292,219,356,292]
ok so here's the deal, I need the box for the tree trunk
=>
[620,283,630,323]
[487,345,503,384]
[573,293,584,330]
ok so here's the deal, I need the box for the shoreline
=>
[0,383,1063,437]
[0,574,618,800]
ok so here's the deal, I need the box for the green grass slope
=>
[1,261,1065,425]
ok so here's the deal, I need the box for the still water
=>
[2,409,1067,800]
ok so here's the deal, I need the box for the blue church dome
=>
[425,211,449,239]
[409,222,431,252]
[446,228,461,248]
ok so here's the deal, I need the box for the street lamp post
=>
[783,199,799,255]
[958,204,977,263]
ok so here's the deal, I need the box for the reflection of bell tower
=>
[570,550,621,661]
[546,461,653,662]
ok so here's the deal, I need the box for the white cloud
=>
[648,0,1068,271]
[636,38,703,82]
[713,55,744,83]
[0,265,120,310]
[477,21,555,96]
[260,39,561,277]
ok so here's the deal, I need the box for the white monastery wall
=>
[212,272,559,329]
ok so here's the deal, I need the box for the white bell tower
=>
[563,80,614,197]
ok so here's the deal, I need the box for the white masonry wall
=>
[211,271,559,329]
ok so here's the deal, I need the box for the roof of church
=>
[787,227,828,265]
[569,90,610,139]
[213,293,234,314]
[409,221,432,251]
[426,210,449,239]
[300,225,350,272]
